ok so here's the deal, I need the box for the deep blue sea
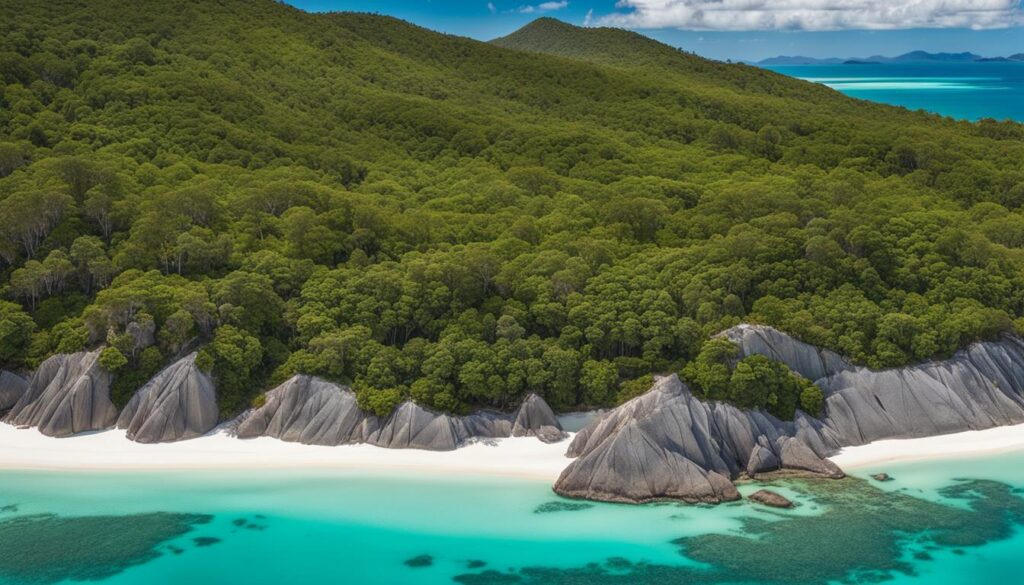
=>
[1,451,1024,584]
[763,62,1024,121]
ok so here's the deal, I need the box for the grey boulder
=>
[4,350,116,437]
[236,375,379,445]
[748,489,794,509]
[117,353,218,443]
[512,393,566,442]
[0,371,28,412]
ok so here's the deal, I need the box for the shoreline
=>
[5,421,1024,481]
[0,423,571,481]
[830,422,1024,470]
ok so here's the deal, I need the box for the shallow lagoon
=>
[1,448,1024,584]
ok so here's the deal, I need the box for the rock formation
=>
[748,489,794,508]
[369,401,510,451]
[512,393,566,443]
[3,350,117,437]
[721,324,849,381]
[236,376,562,451]
[117,353,218,443]
[0,371,28,412]
[555,375,829,503]
[556,325,1024,504]
[236,375,379,445]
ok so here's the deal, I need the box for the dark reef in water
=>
[0,512,212,584]
[404,554,434,568]
[455,478,1024,584]
[533,501,595,514]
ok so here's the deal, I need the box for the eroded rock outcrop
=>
[236,375,379,445]
[3,350,116,437]
[0,371,28,412]
[557,326,1024,504]
[117,353,218,443]
[236,377,562,450]
[555,375,827,503]
[369,401,510,451]
[512,393,566,443]
[721,324,849,381]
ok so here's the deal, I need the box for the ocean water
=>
[1,450,1024,584]
[763,62,1024,121]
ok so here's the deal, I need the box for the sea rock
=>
[556,375,773,503]
[0,371,29,412]
[872,473,894,482]
[512,393,566,442]
[721,324,850,382]
[555,421,740,504]
[235,375,379,445]
[3,350,116,437]
[748,489,794,509]
[116,353,218,443]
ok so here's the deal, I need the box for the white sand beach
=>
[831,422,1024,469]
[0,423,573,481]
[5,420,1024,481]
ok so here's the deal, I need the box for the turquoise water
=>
[2,450,1024,584]
[763,62,1024,121]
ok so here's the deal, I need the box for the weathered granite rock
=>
[558,327,1024,505]
[556,375,796,503]
[748,489,794,508]
[236,375,379,445]
[513,393,566,442]
[0,371,28,412]
[819,339,1024,446]
[3,350,116,437]
[116,353,218,443]
[369,401,511,451]
[777,437,845,478]
[746,442,780,476]
[872,473,893,482]
[721,324,850,382]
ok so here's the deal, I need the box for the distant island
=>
[759,51,1024,65]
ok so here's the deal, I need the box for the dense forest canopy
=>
[1,0,1023,418]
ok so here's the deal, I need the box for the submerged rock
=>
[748,489,794,509]
[3,350,116,437]
[0,371,28,412]
[235,375,379,445]
[872,473,894,482]
[117,353,218,443]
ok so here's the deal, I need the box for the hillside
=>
[1,1,1024,419]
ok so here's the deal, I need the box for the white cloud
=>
[488,2,497,14]
[584,8,595,25]
[596,0,1024,31]
[518,0,569,13]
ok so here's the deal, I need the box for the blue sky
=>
[287,1,1023,62]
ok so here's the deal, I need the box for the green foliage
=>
[0,300,35,367]
[1,2,1022,418]
[98,346,127,372]
[356,385,404,417]
[800,385,825,417]
[616,374,655,405]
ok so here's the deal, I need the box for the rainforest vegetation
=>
[1,1,1022,418]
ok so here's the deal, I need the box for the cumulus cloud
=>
[596,0,1023,31]
[518,0,569,13]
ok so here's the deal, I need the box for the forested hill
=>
[1,1,1023,421]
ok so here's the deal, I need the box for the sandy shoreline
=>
[0,424,573,481]
[830,422,1024,469]
[4,421,1024,480]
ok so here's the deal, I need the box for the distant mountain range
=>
[759,51,1024,66]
